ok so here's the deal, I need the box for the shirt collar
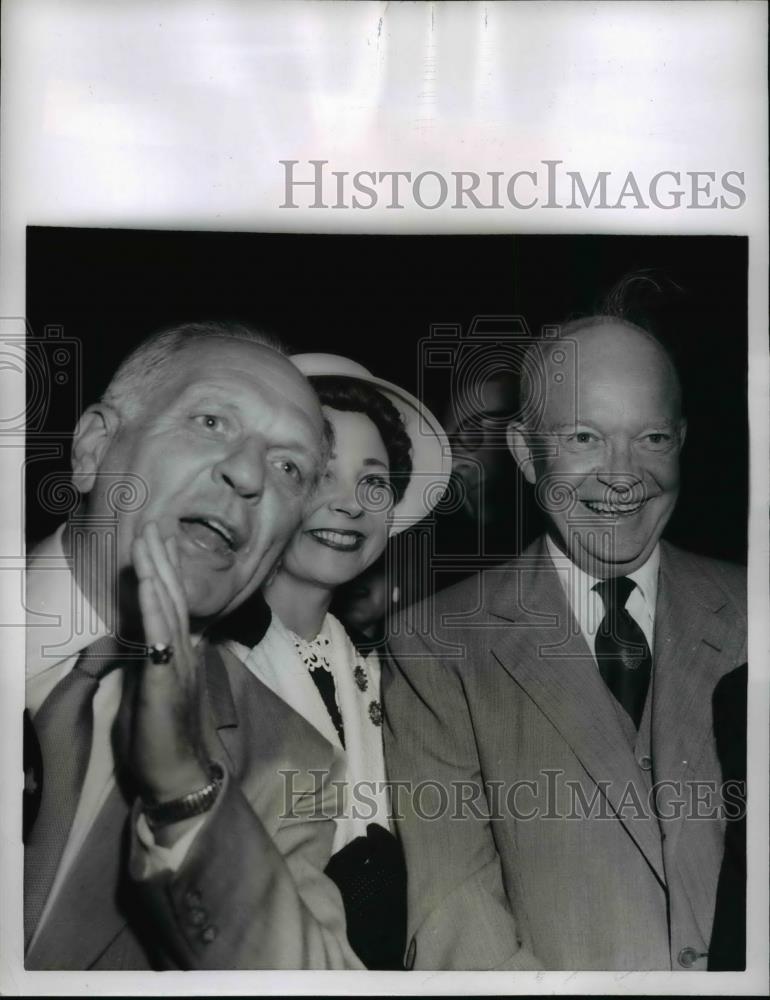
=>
[26,524,109,677]
[545,534,660,619]
[627,544,660,612]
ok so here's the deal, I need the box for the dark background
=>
[26,227,748,562]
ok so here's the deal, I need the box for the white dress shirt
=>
[25,526,200,946]
[544,534,659,660]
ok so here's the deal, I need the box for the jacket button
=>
[638,754,653,771]
[201,925,218,944]
[184,889,202,907]
[188,907,207,927]
[677,946,699,968]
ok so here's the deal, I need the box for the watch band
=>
[143,761,225,831]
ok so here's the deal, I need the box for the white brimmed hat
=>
[290,353,452,535]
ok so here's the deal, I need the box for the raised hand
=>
[123,521,210,817]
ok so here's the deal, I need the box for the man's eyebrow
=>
[271,436,317,456]
[549,422,583,432]
[179,387,232,403]
[546,419,680,432]
[320,454,387,470]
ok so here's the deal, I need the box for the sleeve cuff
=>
[132,809,207,879]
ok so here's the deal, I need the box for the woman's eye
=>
[362,474,389,489]
[358,474,394,509]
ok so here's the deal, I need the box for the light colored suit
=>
[383,538,746,970]
[27,643,362,970]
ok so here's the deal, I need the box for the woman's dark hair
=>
[311,376,412,505]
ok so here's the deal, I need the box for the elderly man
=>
[24,321,361,970]
[383,317,746,970]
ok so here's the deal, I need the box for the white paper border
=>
[1,1,767,995]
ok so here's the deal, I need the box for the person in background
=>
[708,661,747,970]
[227,354,451,969]
[332,551,400,657]
[396,368,537,607]
[443,369,527,553]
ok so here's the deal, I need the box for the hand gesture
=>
[123,521,209,807]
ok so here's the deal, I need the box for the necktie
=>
[24,637,117,946]
[593,577,652,729]
[309,665,346,749]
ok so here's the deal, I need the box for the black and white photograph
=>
[1,2,767,996]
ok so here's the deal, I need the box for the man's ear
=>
[71,404,121,495]
[506,421,537,485]
[678,418,688,450]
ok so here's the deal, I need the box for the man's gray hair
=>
[101,320,290,418]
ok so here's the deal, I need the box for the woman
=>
[228,354,451,968]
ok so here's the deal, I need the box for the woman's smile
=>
[306,528,366,551]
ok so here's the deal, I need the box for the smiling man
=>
[24,321,362,970]
[383,315,747,970]
[515,320,686,581]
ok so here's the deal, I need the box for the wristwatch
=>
[143,761,225,830]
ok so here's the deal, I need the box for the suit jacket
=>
[383,538,746,971]
[26,643,362,970]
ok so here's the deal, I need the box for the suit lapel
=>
[489,541,666,885]
[28,643,243,971]
[651,542,741,850]
[200,641,241,770]
[26,783,131,970]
